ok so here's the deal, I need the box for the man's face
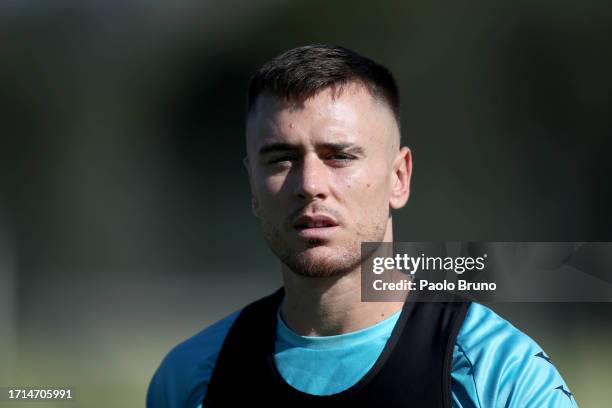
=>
[245,81,411,278]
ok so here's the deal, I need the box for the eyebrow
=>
[318,142,365,155]
[258,141,364,156]
[258,142,300,156]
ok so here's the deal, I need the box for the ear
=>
[243,156,261,218]
[389,147,412,210]
[251,196,261,218]
[243,156,250,173]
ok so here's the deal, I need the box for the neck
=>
[279,218,405,336]
[280,268,404,336]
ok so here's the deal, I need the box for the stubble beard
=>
[261,219,387,278]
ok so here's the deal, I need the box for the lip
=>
[292,214,340,240]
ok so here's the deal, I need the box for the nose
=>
[293,153,329,200]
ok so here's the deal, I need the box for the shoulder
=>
[451,302,578,408]
[146,309,241,408]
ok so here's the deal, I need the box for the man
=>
[147,44,577,407]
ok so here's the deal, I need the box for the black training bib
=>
[203,287,470,407]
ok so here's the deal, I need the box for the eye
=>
[330,154,353,160]
[326,153,356,164]
[267,155,296,165]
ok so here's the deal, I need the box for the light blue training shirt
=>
[147,302,578,407]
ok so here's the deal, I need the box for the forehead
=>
[246,82,397,153]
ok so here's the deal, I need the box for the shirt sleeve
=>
[451,303,578,408]
[146,310,240,408]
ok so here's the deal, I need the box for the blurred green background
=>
[1,0,611,406]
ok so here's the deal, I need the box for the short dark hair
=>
[246,44,400,126]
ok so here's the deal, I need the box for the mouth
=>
[292,214,340,240]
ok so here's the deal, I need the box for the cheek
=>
[253,176,288,220]
[337,169,390,213]
[253,171,284,199]
[262,172,288,195]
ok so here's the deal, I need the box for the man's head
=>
[244,44,412,278]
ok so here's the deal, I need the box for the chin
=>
[288,245,359,278]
